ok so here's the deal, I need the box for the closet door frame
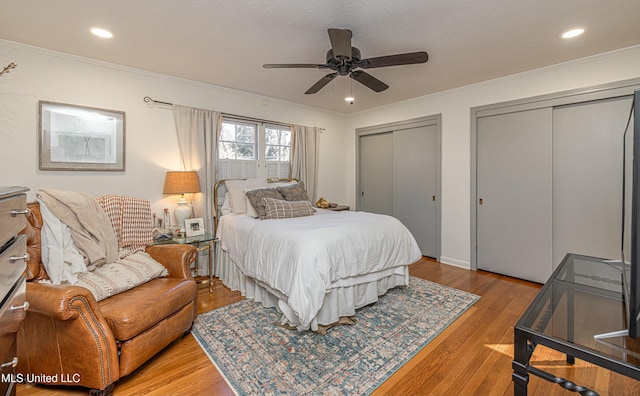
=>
[356,114,442,260]
[470,77,640,271]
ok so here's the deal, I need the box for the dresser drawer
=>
[0,236,27,301]
[0,337,16,396]
[0,193,27,249]
[0,275,27,336]
[0,277,26,396]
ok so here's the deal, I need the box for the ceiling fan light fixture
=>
[561,28,585,39]
[90,27,114,39]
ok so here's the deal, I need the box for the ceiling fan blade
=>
[328,28,352,60]
[263,63,327,69]
[350,70,389,92]
[305,72,338,94]
[358,51,428,69]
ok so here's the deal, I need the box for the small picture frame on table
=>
[185,218,205,237]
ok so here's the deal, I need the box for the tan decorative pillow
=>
[74,252,168,301]
[245,188,285,219]
[277,182,310,202]
[263,197,316,219]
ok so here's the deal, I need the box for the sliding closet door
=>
[359,132,393,215]
[393,125,438,257]
[476,108,553,283]
[552,96,634,266]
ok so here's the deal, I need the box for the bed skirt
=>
[215,245,410,331]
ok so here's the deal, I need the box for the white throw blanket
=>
[38,199,88,284]
[37,189,119,269]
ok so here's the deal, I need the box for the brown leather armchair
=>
[16,202,198,395]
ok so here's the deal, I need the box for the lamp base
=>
[174,196,191,235]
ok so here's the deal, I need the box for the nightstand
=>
[152,232,218,292]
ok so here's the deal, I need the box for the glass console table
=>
[513,253,640,395]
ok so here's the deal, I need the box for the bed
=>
[214,178,422,331]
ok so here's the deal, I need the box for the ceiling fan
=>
[263,28,429,95]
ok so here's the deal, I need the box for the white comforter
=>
[217,209,421,329]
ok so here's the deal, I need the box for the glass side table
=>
[151,232,217,292]
[513,253,640,395]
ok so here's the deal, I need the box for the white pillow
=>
[225,178,269,214]
[220,194,233,216]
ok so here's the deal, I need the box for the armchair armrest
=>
[26,283,102,320]
[18,282,120,391]
[145,244,197,280]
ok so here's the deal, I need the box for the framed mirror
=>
[39,101,125,171]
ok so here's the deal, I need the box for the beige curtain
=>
[172,105,221,233]
[291,125,320,202]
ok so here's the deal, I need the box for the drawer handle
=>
[0,357,18,369]
[9,253,30,263]
[11,301,29,312]
[10,209,30,217]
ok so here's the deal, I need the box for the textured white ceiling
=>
[1,0,639,113]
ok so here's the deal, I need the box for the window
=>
[265,126,291,162]
[217,118,291,180]
[219,120,256,160]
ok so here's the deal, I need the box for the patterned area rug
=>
[192,276,479,395]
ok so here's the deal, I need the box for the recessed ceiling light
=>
[561,28,585,39]
[90,27,114,39]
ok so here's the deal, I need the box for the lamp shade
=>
[163,171,201,195]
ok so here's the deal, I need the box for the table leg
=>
[513,330,530,396]
[566,282,575,365]
[208,240,214,293]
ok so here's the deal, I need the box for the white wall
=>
[347,45,640,269]
[0,40,348,221]
[4,39,640,270]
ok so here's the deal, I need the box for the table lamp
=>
[162,171,201,235]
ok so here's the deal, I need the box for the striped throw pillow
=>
[245,188,285,219]
[262,197,315,219]
[74,252,168,301]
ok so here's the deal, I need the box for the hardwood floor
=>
[17,258,640,395]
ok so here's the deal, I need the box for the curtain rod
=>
[143,96,323,131]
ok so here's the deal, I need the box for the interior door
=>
[552,96,634,266]
[393,125,438,257]
[359,132,393,215]
[476,108,553,283]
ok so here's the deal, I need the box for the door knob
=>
[479,198,483,205]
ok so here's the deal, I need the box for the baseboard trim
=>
[439,256,471,269]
